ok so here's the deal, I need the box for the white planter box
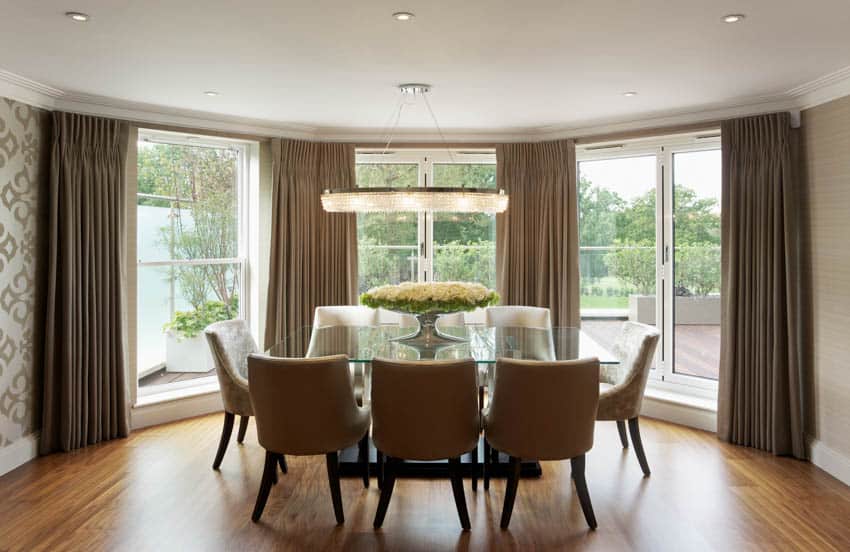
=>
[165,331,215,373]
[629,294,721,326]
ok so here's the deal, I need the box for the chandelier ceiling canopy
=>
[321,84,509,214]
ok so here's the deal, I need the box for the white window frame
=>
[577,132,721,399]
[356,149,497,284]
[135,129,253,398]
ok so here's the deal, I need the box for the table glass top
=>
[265,325,618,364]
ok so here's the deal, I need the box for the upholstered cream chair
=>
[484,357,600,530]
[597,321,660,477]
[247,354,371,524]
[377,308,418,328]
[205,320,268,471]
[370,358,480,531]
[485,306,552,329]
[313,305,379,327]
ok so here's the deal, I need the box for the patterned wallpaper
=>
[0,98,49,449]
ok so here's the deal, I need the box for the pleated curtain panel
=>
[718,112,806,458]
[41,112,131,454]
[264,139,358,352]
[495,139,581,327]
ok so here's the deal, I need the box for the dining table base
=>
[337,437,542,480]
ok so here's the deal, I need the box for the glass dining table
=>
[265,325,619,480]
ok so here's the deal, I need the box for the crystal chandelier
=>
[321,84,509,214]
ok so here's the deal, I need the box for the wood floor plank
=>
[0,414,848,551]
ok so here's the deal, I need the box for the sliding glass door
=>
[578,135,721,392]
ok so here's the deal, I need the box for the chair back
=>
[485,358,599,460]
[435,312,465,332]
[204,319,256,416]
[601,322,660,420]
[377,308,418,328]
[371,358,479,461]
[247,354,370,455]
[485,306,552,329]
[313,306,379,328]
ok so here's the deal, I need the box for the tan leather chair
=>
[204,320,263,471]
[597,321,660,477]
[484,358,600,530]
[247,354,371,524]
[370,358,480,531]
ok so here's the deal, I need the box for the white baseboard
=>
[640,394,717,432]
[0,433,40,477]
[131,391,223,430]
[810,439,850,487]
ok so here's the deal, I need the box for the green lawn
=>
[580,295,629,309]
[580,276,632,309]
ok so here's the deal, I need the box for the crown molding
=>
[787,65,850,110]
[55,92,319,140]
[0,69,61,110]
[3,65,850,141]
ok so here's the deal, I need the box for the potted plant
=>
[163,296,239,373]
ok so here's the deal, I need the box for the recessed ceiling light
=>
[393,12,415,21]
[203,90,220,97]
[723,14,745,23]
[623,91,638,97]
[65,11,90,22]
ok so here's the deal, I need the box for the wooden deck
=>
[582,320,720,380]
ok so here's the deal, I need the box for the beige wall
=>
[0,98,50,449]
[801,95,850,461]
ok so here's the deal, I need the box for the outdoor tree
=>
[138,143,239,317]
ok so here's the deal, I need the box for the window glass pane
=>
[137,262,241,392]
[672,150,721,380]
[137,142,238,262]
[432,163,497,288]
[356,164,419,293]
[577,156,658,370]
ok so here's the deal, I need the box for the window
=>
[355,151,497,292]
[577,134,721,393]
[136,131,248,396]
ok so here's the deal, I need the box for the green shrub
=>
[675,244,721,296]
[163,295,239,339]
[604,241,655,295]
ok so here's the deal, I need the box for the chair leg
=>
[483,438,491,490]
[251,451,278,522]
[374,456,397,529]
[212,412,235,470]
[628,417,651,476]
[376,450,385,489]
[448,457,472,530]
[326,452,345,524]
[237,415,250,444]
[500,456,522,529]
[278,454,288,474]
[358,433,370,489]
[571,454,597,530]
[616,420,629,449]
[470,444,479,492]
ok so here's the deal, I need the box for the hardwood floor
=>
[1,415,849,551]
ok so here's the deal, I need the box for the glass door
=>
[664,147,722,385]
[577,153,661,376]
[578,135,721,394]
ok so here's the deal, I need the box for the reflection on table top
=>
[265,325,618,364]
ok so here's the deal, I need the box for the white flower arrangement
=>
[360,281,500,314]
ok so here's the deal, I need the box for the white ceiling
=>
[1,0,849,134]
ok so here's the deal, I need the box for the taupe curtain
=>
[495,139,580,327]
[718,112,805,458]
[264,139,357,351]
[41,112,130,454]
